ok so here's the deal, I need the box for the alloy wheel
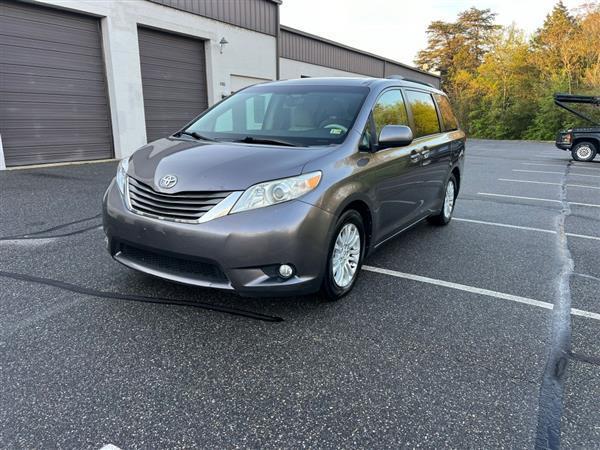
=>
[443,180,456,219]
[576,145,592,160]
[332,223,361,288]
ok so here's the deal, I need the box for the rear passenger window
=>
[434,94,459,131]
[405,90,441,137]
[372,89,409,137]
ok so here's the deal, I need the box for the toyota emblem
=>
[159,175,178,189]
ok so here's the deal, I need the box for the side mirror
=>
[378,125,414,150]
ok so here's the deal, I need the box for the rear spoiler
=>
[554,93,600,125]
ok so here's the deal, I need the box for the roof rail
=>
[386,75,435,88]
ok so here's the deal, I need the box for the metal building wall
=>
[280,26,440,87]
[146,0,279,36]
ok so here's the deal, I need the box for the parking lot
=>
[0,139,598,448]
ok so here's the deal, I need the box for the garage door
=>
[0,1,113,166]
[138,27,209,142]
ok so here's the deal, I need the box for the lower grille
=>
[127,177,232,223]
[118,244,228,284]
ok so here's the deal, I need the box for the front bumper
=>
[555,132,572,150]
[102,180,334,297]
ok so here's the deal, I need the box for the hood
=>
[127,138,334,192]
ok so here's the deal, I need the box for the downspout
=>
[0,134,5,170]
[275,4,281,80]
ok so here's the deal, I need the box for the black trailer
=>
[554,93,600,162]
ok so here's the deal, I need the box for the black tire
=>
[571,141,597,162]
[321,210,365,301]
[428,174,457,226]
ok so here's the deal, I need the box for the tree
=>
[415,8,501,131]
[530,1,582,93]
[415,3,599,140]
[415,8,500,85]
[415,21,461,85]
[469,26,538,139]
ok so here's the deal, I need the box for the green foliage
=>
[373,103,408,134]
[415,2,600,140]
[411,101,440,137]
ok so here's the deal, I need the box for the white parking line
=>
[363,265,600,321]
[521,162,600,172]
[453,217,600,241]
[454,217,554,234]
[477,192,600,208]
[498,178,600,190]
[513,169,600,178]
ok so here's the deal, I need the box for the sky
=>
[279,0,587,66]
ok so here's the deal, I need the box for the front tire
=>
[321,210,365,301]
[571,142,597,162]
[428,174,457,226]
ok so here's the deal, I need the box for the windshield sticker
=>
[329,128,343,135]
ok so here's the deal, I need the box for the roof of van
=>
[262,77,444,94]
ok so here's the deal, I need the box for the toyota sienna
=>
[103,77,465,300]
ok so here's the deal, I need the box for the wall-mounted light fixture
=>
[219,37,228,54]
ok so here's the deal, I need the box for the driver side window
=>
[372,90,409,137]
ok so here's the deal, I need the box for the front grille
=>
[127,177,232,222]
[119,244,228,283]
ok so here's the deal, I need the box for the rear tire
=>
[428,174,457,226]
[321,210,365,301]
[571,141,597,162]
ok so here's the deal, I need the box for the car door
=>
[404,89,450,213]
[366,89,427,243]
[433,92,464,164]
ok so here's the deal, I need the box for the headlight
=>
[230,171,322,214]
[116,158,129,195]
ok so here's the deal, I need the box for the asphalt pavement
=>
[0,139,598,448]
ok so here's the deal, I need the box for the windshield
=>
[184,85,369,147]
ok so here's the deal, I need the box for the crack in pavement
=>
[0,224,102,242]
[0,214,101,241]
[568,351,600,367]
[535,161,575,450]
[0,271,284,323]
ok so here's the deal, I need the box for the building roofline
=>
[279,25,439,80]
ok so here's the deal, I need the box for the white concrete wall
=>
[28,0,277,160]
[279,58,366,80]
[230,75,272,92]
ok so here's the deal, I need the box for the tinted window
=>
[187,85,369,147]
[406,90,441,137]
[434,94,459,131]
[372,89,409,137]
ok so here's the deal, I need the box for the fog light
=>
[278,264,294,279]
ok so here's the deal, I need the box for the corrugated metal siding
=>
[146,0,278,36]
[280,27,440,88]
[281,29,384,77]
[138,27,209,142]
[0,0,113,166]
[384,62,440,88]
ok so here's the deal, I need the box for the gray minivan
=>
[103,77,465,300]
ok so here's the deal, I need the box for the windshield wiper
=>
[175,130,216,141]
[234,136,298,147]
